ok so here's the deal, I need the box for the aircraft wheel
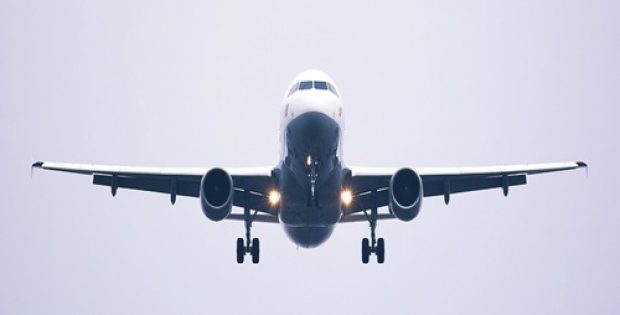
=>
[361,238,370,264]
[376,238,385,264]
[236,238,245,264]
[251,238,260,264]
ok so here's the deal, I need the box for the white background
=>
[1,0,618,314]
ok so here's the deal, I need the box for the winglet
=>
[31,161,44,178]
[576,161,588,178]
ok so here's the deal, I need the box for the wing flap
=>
[423,174,527,197]
[346,189,389,215]
[340,213,395,223]
[34,161,278,216]
[232,189,278,215]
[342,161,585,216]
[93,175,200,197]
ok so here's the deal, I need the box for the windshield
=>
[288,81,339,97]
[314,81,328,90]
[299,81,313,90]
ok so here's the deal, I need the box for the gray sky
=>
[1,0,618,314]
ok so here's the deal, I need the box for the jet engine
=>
[389,168,423,221]
[200,168,234,221]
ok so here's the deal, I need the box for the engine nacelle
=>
[389,168,423,221]
[200,168,234,221]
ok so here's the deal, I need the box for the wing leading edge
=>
[33,160,587,223]
[342,161,587,219]
[31,161,279,219]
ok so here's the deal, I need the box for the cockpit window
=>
[288,81,339,98]
[326,82,339,97]
[314,81,328,90]
[299,81,313,90]
[288,83,299,96]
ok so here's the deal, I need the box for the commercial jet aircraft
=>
[32,70,587,264]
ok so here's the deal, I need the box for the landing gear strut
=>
[236,206,260,264]
[307,155,320,207]
[361,191,385,264]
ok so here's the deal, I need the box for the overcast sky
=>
[1,0,618,314]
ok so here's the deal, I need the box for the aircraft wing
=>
[342,161,587,220]
[31,161,279,220]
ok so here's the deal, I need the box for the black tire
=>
[361,238,370,264]
[236,238,245,264]
[251,238,260,264]
[376,238,385,264]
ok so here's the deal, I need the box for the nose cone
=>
[286,111,340,157]
[284,225,335,248]
[288,69,338,93]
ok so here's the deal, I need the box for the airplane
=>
[32,69,587,264]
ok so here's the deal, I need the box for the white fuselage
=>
[276,70,347,248]
[279,70,345,160]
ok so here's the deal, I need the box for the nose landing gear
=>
[306,155,320,207]
[236,206,260,264]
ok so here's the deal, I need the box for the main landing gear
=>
[236,207,260,264]
[361,193,385,264]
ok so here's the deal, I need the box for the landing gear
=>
[306,155,320,207]
[236,238,245,263]
[361,237,385,264]
[251,238,260,264]
[361,238,370,263]
[236,207,260,264]
[361,191,385,264]
[376,238,385,264]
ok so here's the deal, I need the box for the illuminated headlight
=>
[268,190,281,206]
[340,189,353,206]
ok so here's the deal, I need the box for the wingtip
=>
[31,161,44,178]
[576,161,588,178]
[576,161,588,168]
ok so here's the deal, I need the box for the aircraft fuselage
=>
[276,70,346,247]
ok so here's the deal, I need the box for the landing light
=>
[268,190,281,206]
[306,155,313,166]
[341,189,353,206]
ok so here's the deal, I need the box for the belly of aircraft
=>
[278,111,344,248]
[283,224,336,248]
[278,182,342,248]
